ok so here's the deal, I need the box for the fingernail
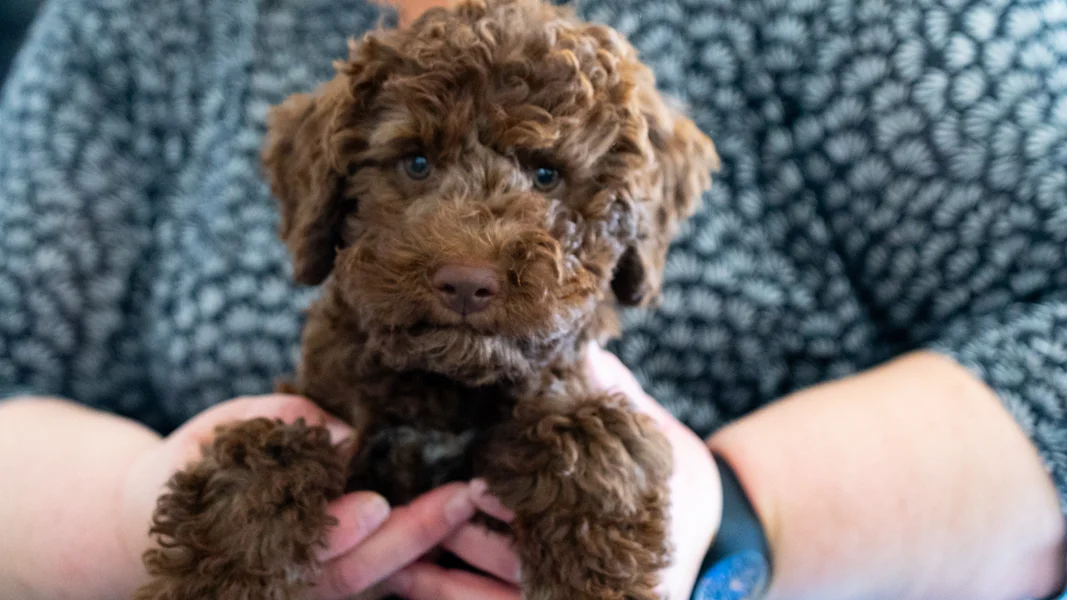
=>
[444,487,474,524]
[469,478,489,498]
[468,480,516,522]
[357,493,391,530]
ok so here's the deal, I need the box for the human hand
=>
[383,480,522,600]
[583,343,722,600]
[375,345,724,600]
[119,394,491,600]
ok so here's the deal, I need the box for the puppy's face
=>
[264,0,717,385]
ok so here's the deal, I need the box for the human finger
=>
[441,522,521,584]
[468,479,515,522]
[316,483,475,599]
[318,492,392,562]
[385,562,521,600]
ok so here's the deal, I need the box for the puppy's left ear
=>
[262,80,350,286]
[611,84,720,306]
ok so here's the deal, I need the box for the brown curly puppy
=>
[134,0,718,598]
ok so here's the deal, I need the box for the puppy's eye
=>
[401,155,432,180]
[532,166,561,191]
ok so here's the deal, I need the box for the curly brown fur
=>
[484,395,674,600]
[136,1,717,598]
[135,418,348,600]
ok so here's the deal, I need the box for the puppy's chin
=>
[366,324,577,388]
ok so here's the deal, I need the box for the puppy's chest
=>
[345,376,515,505]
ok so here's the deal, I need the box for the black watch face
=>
[691,550,770,600]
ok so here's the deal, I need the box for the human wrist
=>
[704,434,781,594]
[706,367,945,600]
[115,435,177,597]
[686,448,772,600]
[661,422,721,600]
[81,422,162,599]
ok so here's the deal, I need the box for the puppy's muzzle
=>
[432,264,501,316]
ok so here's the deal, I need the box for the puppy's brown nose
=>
[432,265,500,316]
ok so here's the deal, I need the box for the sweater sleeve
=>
[0,0,156,409]
[930,301,1067,508]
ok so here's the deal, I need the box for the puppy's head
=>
[263,0,718,385]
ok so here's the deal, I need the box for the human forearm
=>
[0,397,161,600]
[708,351,1065,600]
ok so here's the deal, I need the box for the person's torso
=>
[48,0,1067,435]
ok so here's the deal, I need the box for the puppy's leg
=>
[483,395,673,600]
[133,418,348,600]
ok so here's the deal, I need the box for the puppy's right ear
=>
[262,82,349,286]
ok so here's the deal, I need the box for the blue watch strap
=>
[690,454,771,600]
[691,551,769,600]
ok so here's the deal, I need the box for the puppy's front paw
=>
[485,396,673,600]
[133,418,348,600]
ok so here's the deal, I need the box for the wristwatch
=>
[690,453,772,600]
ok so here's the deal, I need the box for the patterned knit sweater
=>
[2,0,1066,510]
